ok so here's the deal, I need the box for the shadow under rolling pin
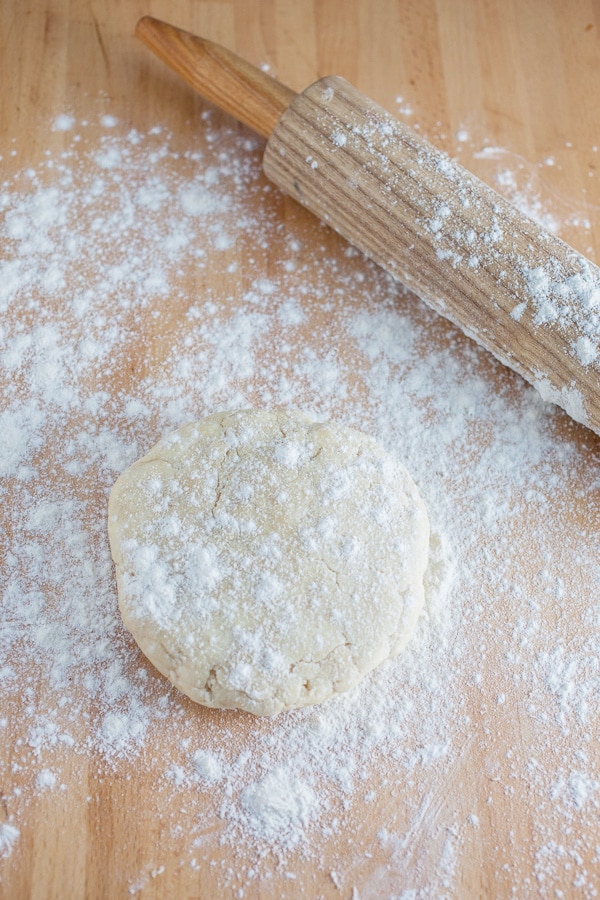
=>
[136,15,600,440]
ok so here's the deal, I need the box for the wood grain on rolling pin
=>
[263,76,600,435]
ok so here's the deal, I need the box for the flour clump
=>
[108,409,430,715]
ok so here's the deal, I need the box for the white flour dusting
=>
[0,824,20,860]
[1,109,600,896]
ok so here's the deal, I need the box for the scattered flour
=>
[1,108,599,896]
[0,823,20,859]
[239,769,318,848]
[35,769,57,791]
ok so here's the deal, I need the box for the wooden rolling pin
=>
[136,16,600,439]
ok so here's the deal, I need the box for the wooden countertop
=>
[2,1,600,897]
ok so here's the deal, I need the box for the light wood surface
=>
[2,2,600,899]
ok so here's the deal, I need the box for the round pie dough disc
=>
[108,409,430,716]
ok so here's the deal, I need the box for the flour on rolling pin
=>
[263,76,600,434]
[134,16,600,438]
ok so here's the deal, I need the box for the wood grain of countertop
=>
[2,2,600,898]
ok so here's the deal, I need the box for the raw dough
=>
[108,409,430,716]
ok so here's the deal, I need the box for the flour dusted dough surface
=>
[108,410,430,716]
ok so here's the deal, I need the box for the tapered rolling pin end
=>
[135,16,295,138]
